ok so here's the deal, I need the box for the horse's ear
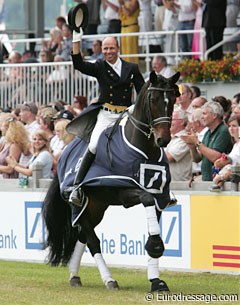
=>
[149,71,157,84]
[171,71,180,84]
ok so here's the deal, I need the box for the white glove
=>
[72,28,83,43]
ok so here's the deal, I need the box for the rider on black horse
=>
[68,28,145,205]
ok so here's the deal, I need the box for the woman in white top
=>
[210,115,240,191]
[6,129,53,179]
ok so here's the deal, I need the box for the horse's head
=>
[144,71,180,147]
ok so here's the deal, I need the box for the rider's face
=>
[102,37,119,64]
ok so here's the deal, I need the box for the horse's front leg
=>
[79,210,119,290]
[118,189,164,259]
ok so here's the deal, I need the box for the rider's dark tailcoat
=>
[67,53,145,141]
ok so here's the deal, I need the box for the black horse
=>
[43,71,180,291]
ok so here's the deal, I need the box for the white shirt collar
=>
[107,57,122,77]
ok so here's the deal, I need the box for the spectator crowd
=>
[0,0,239,192]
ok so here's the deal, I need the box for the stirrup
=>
[69,185,84,207]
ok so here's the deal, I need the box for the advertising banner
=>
[0,192,191,270]
[191,195,240,272]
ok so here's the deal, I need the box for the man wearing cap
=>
[19,102,40,139]
[67,14,145,205]
[181,101,232,181]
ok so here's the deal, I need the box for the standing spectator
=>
[177,0,197,57]
[6,129,53,179]
[19,102,40,139]
[84,0,101,35]
[192,0,204,59]
[153,0,165,53]
[57,23,73,61]
[119,0,140,64]
[102,0,121,33]
[226,1,240,33]
[202,0,227,60]
[138,0,152,48]
[0,116,30,179]
[165,108,192,181]
[181,101,232,181]
[151,55,175,78]
[162,0,179,65]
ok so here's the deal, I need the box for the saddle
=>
[58,121,172,210]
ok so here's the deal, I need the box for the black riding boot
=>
[69,149,95,206]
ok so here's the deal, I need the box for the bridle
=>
[128,85,175,139]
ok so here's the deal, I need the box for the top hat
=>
[68,3,88,32]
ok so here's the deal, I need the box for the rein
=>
[128,85,175,139]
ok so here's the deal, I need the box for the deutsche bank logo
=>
[160,205,182,257]
[25,201,45,250]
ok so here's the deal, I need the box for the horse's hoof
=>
[145,235,165,258]
[106,280,119,290]
[69,276,82,287]
[151,279,170,292]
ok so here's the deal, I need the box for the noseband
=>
[128,85,175,139]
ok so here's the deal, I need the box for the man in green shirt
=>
[181,101,232,181]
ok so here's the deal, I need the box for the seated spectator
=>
[38,49,54,63]
[19,102,40,139]
[0,112,12,150]
[191,96,207,109]
[230,92,240,112]
[66,95,88,117]
[165,107,192,181]
[0,116,30,179]
[52,119,75,172]
[11,107,21,121]
[210,115,240,191]
[55,16,67,30]
[42,27,63,57]
[187,108,208,182]
[38,107,58,141]
[190,85,201,99]
[176,83,193,118]
[6,129,53,179]
[89,40,104,61]
[46,55,67,84]
[212,95,232,124]
[181,101,233,181]
[50,110,74,161]
[151,55,175,78]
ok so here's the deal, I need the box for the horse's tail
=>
[42,175,78,266]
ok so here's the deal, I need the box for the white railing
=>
[0,61,99,108]
[1,27,238,109]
